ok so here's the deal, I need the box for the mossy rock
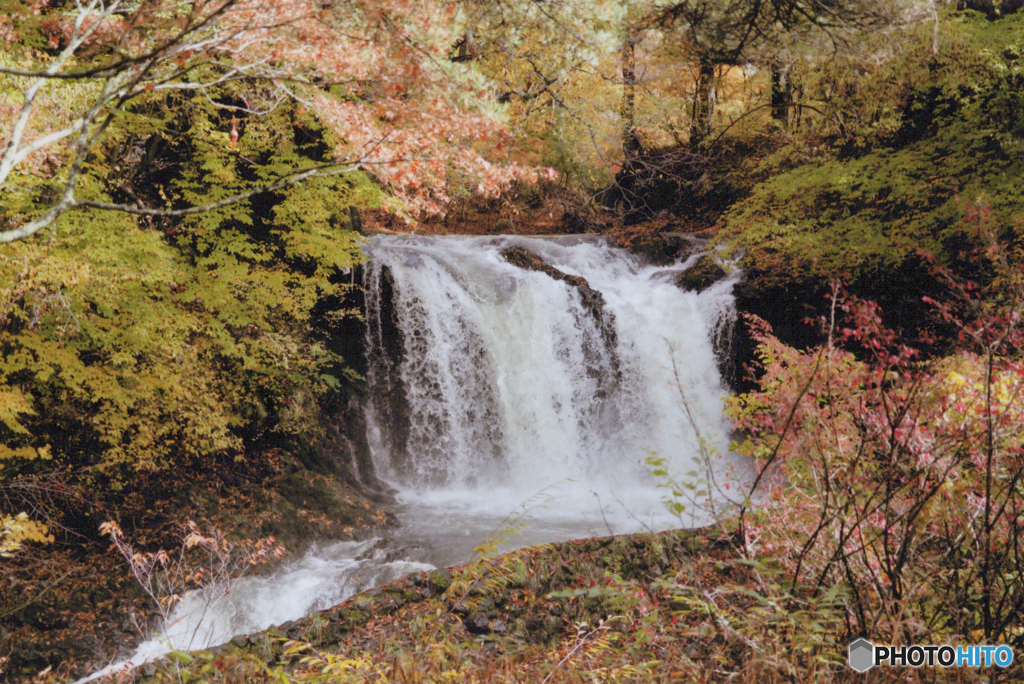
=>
[675,255,728,293]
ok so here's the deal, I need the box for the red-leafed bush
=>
[729,200,1024,648]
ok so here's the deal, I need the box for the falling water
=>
[364,235,743,562]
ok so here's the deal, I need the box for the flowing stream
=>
[84,234,743,679]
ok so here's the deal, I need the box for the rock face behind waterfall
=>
[674,254,728,294]
[500,245,616,340]
[500,245,621,396]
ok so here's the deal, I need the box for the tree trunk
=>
[621,33,641,164]
[770,59,793,131]
[690,58,716,147]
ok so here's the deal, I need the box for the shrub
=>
[728,202,1024,649]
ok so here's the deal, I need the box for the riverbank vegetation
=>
[2,0,1024,680]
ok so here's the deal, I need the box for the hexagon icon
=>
[848,638,875,672]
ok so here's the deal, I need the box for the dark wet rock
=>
[675,255,728,293]
[501,246,611,329]
[465,613,491,634]
[339,608,369,625]
[364,263,413,468]
[501,245,621,395]
[729,269,826,393]
[352,594,377,611]
[621,232,696,266]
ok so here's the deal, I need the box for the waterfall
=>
[364,235,742,539]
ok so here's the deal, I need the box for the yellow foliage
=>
[0,443,51,468]
[0,511,54,558]
[0,388,35,435]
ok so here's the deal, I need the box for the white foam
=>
[82,234,746,682]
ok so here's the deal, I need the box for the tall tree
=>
[460,0,631,154]
[690,56,717,145]
[621,31,642,163]
[770,59,794,130]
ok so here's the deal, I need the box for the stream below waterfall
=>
[84,234,747,680]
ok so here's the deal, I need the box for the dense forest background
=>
[2,0,1024,680]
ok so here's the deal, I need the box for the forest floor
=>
[113,527,763,684]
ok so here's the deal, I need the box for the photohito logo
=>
[848,638,874,672]
[848,638,1014,671]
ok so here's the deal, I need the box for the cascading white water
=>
[364,235,743,558]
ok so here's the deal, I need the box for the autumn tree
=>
[0,0,546,244]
